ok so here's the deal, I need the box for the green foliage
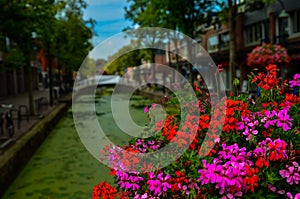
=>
[3,47,25,69]
[80,57,96,77]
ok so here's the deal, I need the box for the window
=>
[207,35,219,53]
[220,67,230,90]
[254,24,262,41]
[220,32,230,50]
[244,22,265,45]
[291,10,300,34]
[278,17,289,44]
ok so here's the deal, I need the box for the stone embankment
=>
[0,100,70,198]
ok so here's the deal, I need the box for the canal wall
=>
[137,89,167,102]
[0,102,69,198]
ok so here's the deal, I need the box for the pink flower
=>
[276,108,293,131]
[279,162,300,185]
[289,74,300,87]
[287,192,300,199]
[147,172,171,196]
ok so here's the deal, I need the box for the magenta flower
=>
[287,192,300,199]
[198,143,253,198]
[289,74,300,87]
[279,162,300,185]
[130,139,162,153]
[147,179,162,195]
[134,192,159,199]
[276,108,293,131]
[144,106,149,113]
[116,171,144,191]
[237,113,261,140]
[262,110,277,129]
[178,179,200,195]
[147,172,171,196]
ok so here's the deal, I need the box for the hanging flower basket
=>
[247,43,291,67]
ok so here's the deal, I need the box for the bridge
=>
[73,75,136,97]
[74,75,121,91]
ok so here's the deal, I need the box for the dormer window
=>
[291,10,300,34]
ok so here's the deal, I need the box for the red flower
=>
[255,157,269,168]
[92,181,118,199]
[252,65,280,91]
[243,166,259,192]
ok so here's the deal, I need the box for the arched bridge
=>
[73,75,135,97]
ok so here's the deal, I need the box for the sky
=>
[83,0,132,47]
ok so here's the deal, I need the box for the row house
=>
[0,36,41,98]
[200,0,300,90]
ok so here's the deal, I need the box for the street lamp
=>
[279,9,289,18]
[276,0,289,81]
[277,0,289,45]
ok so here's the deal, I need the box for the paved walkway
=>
[0,89,59,154]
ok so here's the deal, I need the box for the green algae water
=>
[1,88,154,199]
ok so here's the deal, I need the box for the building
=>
[200,0,300,90]
[0,36,41,98]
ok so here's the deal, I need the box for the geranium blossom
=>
[147,172,171,196]
[247,43,290,67]
[93,58,299,199]
[279,162,300,185]
[289,74,300,87]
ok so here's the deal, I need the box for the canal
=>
[1,88,154,199]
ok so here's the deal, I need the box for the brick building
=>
[200,0,300,90]
[0,36,40,98]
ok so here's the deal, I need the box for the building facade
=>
[200,0,300,90]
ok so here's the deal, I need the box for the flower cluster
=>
[251,64,279,91]
[147,172,171,197]
[198,144,251,198]
[289,74,300,88]
[247,43,290,67]
[93,63,300,198]
[262,106,293,131]
[92,181,118,199]
[279,161,300,185]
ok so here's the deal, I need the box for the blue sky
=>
[83,0,132,47]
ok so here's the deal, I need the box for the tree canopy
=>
[0,0,94,112]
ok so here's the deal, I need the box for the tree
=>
[228,0,237,91]
[36,0,93,105]
[220,0,275,91]
[125,0,218,84]
[0,0,42,115]
[106,42,146,75]
[0,0,93,111]
[54,11,94,91]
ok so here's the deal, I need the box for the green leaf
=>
[266,171,281,184]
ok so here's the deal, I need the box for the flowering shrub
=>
[247,43,290,67]
[93,64,300,199]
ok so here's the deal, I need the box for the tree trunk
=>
[174,40,181,81]
[186,39,194,85]
[151,48,156,83]
[228,0,236,92]
[58,66,62,94]
[26,59,34,115]
[47,54,54,106]
[167,33,174,84]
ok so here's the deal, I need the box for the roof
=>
[244,0,300,26]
